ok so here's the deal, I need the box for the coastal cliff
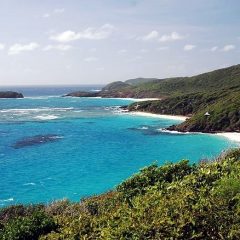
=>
[0,91,24,98]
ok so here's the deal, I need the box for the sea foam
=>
[34,115,59,120]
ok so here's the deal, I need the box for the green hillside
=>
[1,149,240,239]
[65,64,240,132]
[133,64,240,97]
[125,77,160,86]
[126,64,240,132]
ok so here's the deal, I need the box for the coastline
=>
[129,111,188,121]
[102,97,160,102]
[216,132,240,143]
[129,111,240,143]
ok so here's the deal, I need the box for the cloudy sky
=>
[0,0,239,86]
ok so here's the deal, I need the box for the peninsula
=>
[66,64,240,134]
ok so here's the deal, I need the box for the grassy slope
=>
[126,64,240,132]
[134,64,240,96]
[1,149,240,239]
[125,77,160,86]
[102,64,240,98]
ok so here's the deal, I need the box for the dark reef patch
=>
[12,134,62,149]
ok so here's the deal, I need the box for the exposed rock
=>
[0,91,24,98]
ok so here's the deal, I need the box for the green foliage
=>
[124,64,240,132]
[117,160,193,200]
[2,149,240,239]
[0,204,45,224]
[102,64,240,98]
[129,86,240,132]
[0,210,56,240]
[125,77,160,86]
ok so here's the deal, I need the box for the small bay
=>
[0,87,237,206]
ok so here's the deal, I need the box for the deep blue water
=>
[0,86,237,207]
[0,85,103,97]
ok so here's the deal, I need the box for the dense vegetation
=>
[101,64,240,98]
[1,148,240,239]
[65,64,240,132]
[125,64,240,132]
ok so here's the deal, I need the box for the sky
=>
[0,0,239,86]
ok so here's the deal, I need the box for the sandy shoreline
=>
[129,111,188,121]
[216,133,240,143]
[103,97,160,102]
[129,111,240,143]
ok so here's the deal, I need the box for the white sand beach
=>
[129,111,188,121]
[216,132,240,143]
[104,97,160,102]
[130,112,240,143]
[129,98,160,102]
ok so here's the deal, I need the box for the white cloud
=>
[156,46,169,51]
[84,57,98,62]
[43,8,65,18]
[66,65,72,70]
[50,24,115,42]
[43,44,72,51]
[118,49,127,54]
[222,44,235,52]
[159,32,185,42]
[8,42,39,55]
[50,31,80,42]
[96,67,104,71]
[0,43,5,50]
[183,44,196,51]
[53,8,65,14]
[142,30,159,41]
[127,56,143,62]
[43,13,50,18]
[210,46,218,52]
[140,48,148,53]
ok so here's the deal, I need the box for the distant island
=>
[65,64,240,134]
[0,91,24,98]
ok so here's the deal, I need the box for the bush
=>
[117,160,194,200]
[0,210,57,240]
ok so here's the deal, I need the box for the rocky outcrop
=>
[0,91,24,98]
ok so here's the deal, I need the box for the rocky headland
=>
[65,64,240,134]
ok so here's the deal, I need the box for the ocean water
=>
[0,86,237,207]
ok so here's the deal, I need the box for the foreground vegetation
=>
[1,148,240,239]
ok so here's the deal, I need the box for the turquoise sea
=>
[0,86,237,207]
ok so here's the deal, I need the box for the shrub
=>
[0,210,57,240]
